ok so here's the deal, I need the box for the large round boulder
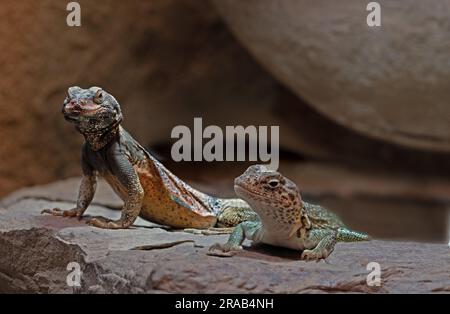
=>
[214,0,450,151]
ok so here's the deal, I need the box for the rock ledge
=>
[0,179,449,293]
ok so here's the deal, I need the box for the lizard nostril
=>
[67,100,81,111]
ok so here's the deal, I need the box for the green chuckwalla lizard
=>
[208,165,370,260]
[42,86,258,231]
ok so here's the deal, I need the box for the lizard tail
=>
[337,228,371,242]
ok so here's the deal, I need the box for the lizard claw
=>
[41,207,81,218]
[86,217,123,229]
[207,243,242,257]
[41,208,62,216]
[86,217,108,228]
[300,249,330,262]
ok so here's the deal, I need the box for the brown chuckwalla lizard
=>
[42,86,257,230]
[208,165,370,260]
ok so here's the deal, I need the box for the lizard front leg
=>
[88,152,144,229]
[42,171,97,219]
[301,229,337,261]
[207,221,262,257]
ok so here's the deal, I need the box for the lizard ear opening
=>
[115,106,123,123]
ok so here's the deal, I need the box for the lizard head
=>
[234,164,303,225]
[62,86,123,135]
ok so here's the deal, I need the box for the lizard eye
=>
[267,179,280,188]
[93,90,103,104]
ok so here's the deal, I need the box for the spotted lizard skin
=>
[208,165,370,260]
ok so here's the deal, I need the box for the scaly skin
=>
[41,86,257,231]
[208,165,370,260]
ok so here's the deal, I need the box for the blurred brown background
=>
[1,0,449,242]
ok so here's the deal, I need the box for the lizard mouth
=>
[234,184,267,200]
[79,106,103,116]
[63,105,103,119]
[64,115,79,122]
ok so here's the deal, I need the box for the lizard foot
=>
[207,243,242,257]
[183,227,234,235]
[300,248,332,262]
[41,207,82,219]
[86,217,124,229]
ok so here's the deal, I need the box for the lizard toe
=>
[86,217,109,228]
[107,221,124,229]
[301,248,331,261]
[301,249,320,261]
[62,208,81,218]
[41,208,62,216]
[87,217,126,229]
[207,243,242,257]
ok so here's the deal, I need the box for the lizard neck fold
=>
[81,123,121,151]
[293,201,311,238]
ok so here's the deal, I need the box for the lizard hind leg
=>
[301,229,337,261]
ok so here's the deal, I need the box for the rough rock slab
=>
[1,182,449,293]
